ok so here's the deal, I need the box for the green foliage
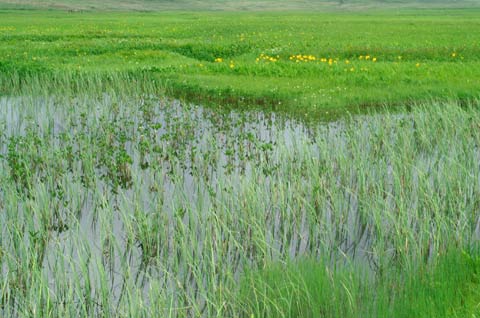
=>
[237,258,369,318]
[1,7,480,318]
[1,10,480,115]
[236,249,480,318]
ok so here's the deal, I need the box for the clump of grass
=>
[236,258,371,318]
[389,248,480,318]
[235,248,480,318]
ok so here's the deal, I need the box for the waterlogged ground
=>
[1,95,480,317]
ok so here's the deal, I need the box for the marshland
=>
[1,1,480,317]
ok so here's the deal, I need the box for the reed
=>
[1,89,480,316]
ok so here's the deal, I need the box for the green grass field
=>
[1,2,480,317]
[1,9,480,116]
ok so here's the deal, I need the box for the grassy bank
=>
[1,10,480,115]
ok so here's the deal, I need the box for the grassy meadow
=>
[1,9,480,116]
[1,3,480,318]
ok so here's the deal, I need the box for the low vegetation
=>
[1,10,480,117]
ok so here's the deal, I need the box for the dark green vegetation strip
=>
[1,10,480,115]
[239,249,480,318]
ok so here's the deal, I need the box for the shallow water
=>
[2,95,480,316]
[0,95,339,314]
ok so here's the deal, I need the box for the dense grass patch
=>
[1,10,480,114]
[237,258,370,318]
[237,249,480,318]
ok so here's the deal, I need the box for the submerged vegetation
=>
[1,91,480,316]
[1,4,480,317]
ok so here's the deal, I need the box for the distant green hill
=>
[0,0,478,11]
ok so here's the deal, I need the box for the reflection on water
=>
[1,95,336,315]
[2,95,479,316]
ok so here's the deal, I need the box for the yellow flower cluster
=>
[256,53,279,63]
[345,67,369,72]
[211,52,455,72]
[0,26,16,31]
[325,58,336,65]
[358,55,377,62]
[289,54,316,62]
[450,52,464,60]
[213,57,234,68]
[289,54,341,66]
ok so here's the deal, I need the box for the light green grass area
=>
[1,9,480,116]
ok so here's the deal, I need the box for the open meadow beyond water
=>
[1,9,480,114]
[1,6,480,318]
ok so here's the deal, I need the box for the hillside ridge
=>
[0,0,479,11]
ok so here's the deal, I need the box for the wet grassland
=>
[1,8,480,318]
